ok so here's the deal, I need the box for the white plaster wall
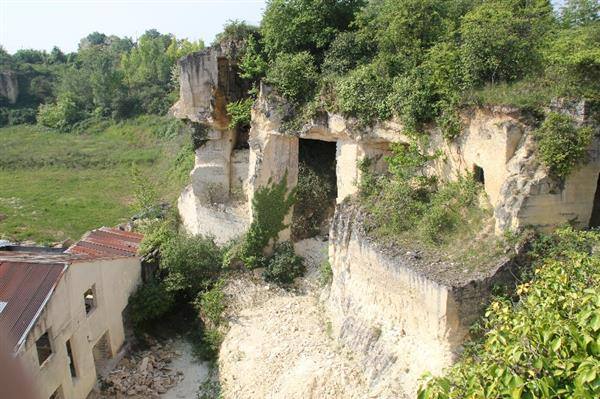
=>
[17,258,141,399]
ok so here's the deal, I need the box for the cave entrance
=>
[292,139,338,240]
[473,164,485,185]
[589,173,600,228]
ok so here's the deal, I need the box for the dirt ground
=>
[218,238,375,399]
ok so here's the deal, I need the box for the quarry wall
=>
[172,48,600,397]
[327,202,524,396]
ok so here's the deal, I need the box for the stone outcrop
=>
[327,201,527,396]
[248,87,600,235]
[171,45,252,243]
[0,71,18,104]
[172,52,600,398]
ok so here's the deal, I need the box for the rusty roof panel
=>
[0,261,66,351]
[66,227,142,259]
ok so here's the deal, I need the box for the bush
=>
[335,63,393,125]
[460,1,552,85]
[359,141,483,245]
[535,112,594,179]
[129,279,175,328]
[161,233,222,298]
[37,97,82,130]
[266,52,319,104]
[319,259,333,286]
[226,98,253,130]
[292,162,336,240]
[260,0,364,60]
[322,31,374,75]
[420,228,600,399]
[263,241,305,285]
[195,280,226,328]
[2,107,38,126]
[390,68,437,131]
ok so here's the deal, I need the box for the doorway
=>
[292,139,338,240]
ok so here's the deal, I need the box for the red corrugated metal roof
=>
[66,227,142,259]
[0,261,66,351]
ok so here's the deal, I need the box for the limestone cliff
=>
[327,201,528,396]
[0,71,18,104]
[172,53,600,398]
[171,45,252,243]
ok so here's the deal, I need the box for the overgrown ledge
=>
[326,200,530,397]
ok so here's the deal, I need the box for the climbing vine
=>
[229,173,296,269]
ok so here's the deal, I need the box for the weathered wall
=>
[0,71,18,104]
[172,46,252,240]
[17,258,141,399]
[248,87,600,234]
[327,202,522,396]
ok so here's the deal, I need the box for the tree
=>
[560,0,599,27]
[48,46,67,64]
[460,0,554,85]
[266,51,319,103]
[261,0,365,61]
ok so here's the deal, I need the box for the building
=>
[0,227,143,399]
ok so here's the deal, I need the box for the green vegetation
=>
[319,259,333,286]
[194,280,227,358]
[129,278,176,328]
[359,142,483,245]
[263,241,305,285]
[226,98,253,130]
[420,227,600,398]
[0,116,193,243]
[160,233,222,298]
[535,112,594,179]
[1,30,203,129]
[248,0,599,134]
[229,175,296,269]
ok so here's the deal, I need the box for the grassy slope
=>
[0,116,193,243]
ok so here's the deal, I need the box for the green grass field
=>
[0,116,194,243]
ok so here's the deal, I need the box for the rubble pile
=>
[101,341,184,398]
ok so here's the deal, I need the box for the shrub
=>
[359,141,482,244]
[335,63,393,125]
[195,280,226,328]
[263,241,305,285]
[129,279,175,328]
[226,98,253,130]
[322,31,374,75]
[292,162,336,240]
[460,1,552,86]
[138,217,178,256]
[535,112,594,179]
[319,259,333,286]
[260,0,364,60]
[161,233,222,298]
[7,107,38,126]
[390,68,437,131]
[266,52,319,104]
[419,228,600,399]
[37,97,82,130]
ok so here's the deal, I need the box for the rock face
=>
[327,201,526,396]
[171,45,251,242]
[248,87,600,235]
[0,71,18,104]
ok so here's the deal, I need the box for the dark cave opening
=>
[292,139,338,240]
